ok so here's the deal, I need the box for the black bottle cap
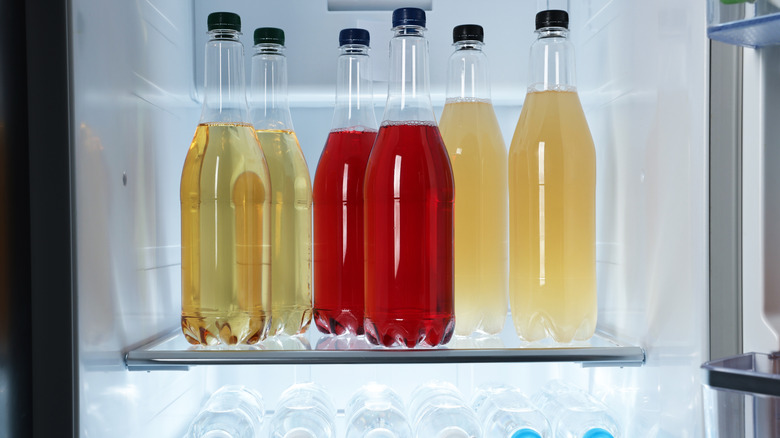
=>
[453,24,484,43]
[208,12,241,32]
[254,27,285,46]
[535,9,569,30]
[339,28,370,47]
[392,7,426,28]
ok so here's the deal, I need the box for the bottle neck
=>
[445,41,491,101]
[331,45,377,131]
[528,27,577,93]
[250,44,294,131]
[382,25,436,124]
[200,30,250,124]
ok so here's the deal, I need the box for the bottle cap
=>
[511,429,543,438]
[453,24,484,43]
[283,428,317,438]
[583,429,614,438]
[365,429,396,438]
[392,7,426,28]
[254,27,285,46]
[535,9,569,30]
[437,426,470,438]
[339,28,370,47]
[207,12,241,32]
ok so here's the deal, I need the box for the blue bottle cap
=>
[511,428,542,438]
[583,428,614,438]
[339,28,370,47]
[392,7,426,28]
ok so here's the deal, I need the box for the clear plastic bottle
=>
[409,382,482,438]
[363,7,455,348]
[250,27,313,336]
[269,383,336,438]
[471,385,550,438]
[439,24,508,337]
[313,28,378,336]
[186,385,265,438]
[181,12,272,346]
[508,9,597,343]
[345,383,413,438]
[532,381,619,438]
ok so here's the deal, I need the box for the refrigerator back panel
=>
[71,0,708,436]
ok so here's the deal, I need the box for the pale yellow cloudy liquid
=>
[439,99,508,336]
[256,129,313,335]
[508,90,597,343]
[181,123,272,345]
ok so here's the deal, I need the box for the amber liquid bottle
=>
[508,10,597,343]
[181,12,272,346]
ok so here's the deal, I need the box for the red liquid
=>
[313,129,377,335]
[363,122,455,347]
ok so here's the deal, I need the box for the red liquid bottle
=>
[363,8,455,347]
[313,29,378,335]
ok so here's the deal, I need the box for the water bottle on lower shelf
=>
[345,383,413,438]
[269,382,336,438]
[186,385,265,438]
[472,385,551,438]
[409,381,482,438]
[532,381,620,438]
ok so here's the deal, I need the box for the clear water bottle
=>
[269,383,336,438]
[532,381,619,438]
[345,383,413,438]
[471,385,550,438]
[186,385,265,438]
[409,382,482,438]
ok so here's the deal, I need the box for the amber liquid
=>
[439,99,508,336]
[256,129,313,335]
[181,123,272,345]
[508,90,597,343]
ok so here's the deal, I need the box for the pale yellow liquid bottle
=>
[439,26,508,336]
[441,100,508,336]
[251,28,312,335]
[255,129,312,335]
[508,11,597,343]
[181,14,272,346]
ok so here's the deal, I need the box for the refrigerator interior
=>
[72,0,708,436]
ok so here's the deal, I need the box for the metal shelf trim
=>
[125,330,646,371]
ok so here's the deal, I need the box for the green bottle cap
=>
[207,12,241,32]
[254,27,285,46]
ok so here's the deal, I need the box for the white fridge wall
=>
[73,0,708,437]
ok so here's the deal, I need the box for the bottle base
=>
[270,305,313,336]
[512,313,596,344]
[313,309,365,335]
[364,315,455,348]
[181,312,269,346]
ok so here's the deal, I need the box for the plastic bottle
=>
[508,9,597,343]
[532,381,619,438]
[250,27,313,336]
[181,12,272,346]
[186,385,265,438]
[269,383,336,438]
[345,383,413,438]
[439,24,508,337]
[363,7,455,348]
[313,28,378,336]
[409,382,482,438]
[471,385,550,438]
